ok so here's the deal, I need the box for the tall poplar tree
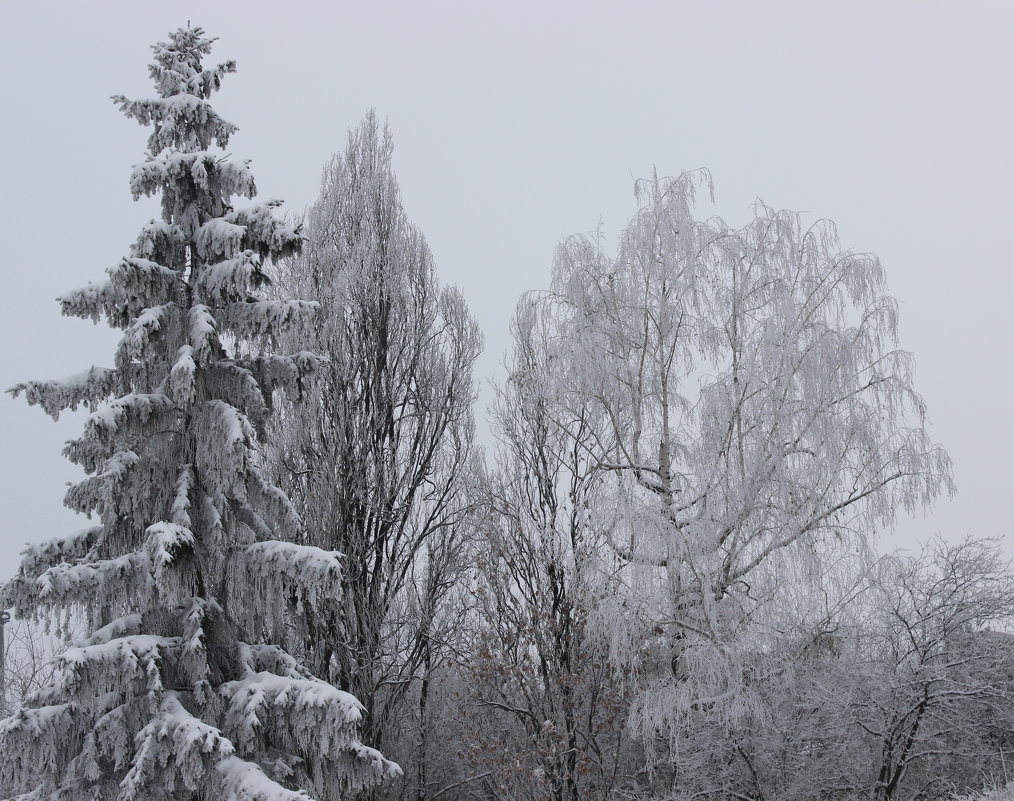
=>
[269,115,482,790]
[0,26,397,801]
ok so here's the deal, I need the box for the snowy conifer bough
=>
[1,27,398,801]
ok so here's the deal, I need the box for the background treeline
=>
[253,112,1013,801]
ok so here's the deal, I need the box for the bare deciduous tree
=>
[462,301,634,801]
[641,539,1014,801]
[269,112,482,799]
[855,539,1014,801]
[0,620,61,718]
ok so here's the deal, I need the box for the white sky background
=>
[0,1,1011,582]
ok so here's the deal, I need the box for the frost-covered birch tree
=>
[267,113,482,799]
[0,27,397,801]
[535,169,954,759]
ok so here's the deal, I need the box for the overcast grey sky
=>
[1,1,1011,582]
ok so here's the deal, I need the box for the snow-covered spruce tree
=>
[0,27,399,801]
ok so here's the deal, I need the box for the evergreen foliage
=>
[1,26,398,801]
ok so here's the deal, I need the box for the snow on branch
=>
[113,93,238,154]
[195,218,248,261]
[179,597,220,692]
[8,366,117,420]
[130,152,255,201]
[224,202,303,261]
[236,642,312,682]
[57,281,114,326]
[130,153,256,237]
[0,702,77,794]
[117,303,178,366]
[145,522,195,578]
[77,613,144,647]
[219,671,363,757]
[242,352,323,402]
[172,464,195,528]
[63,449,140,515]
[9,551,152,619]
[56,634,177,699]
[82,393,176,440]
[193,400,256,499]
[131,220,187,263]
[120,691,235,800]
[64,393,177,472]
[205,360,269,419]
[246,470,301,534]
[170,345,198,407]
[218,300,319,340]
[214,756,311,801]
[233,542,343,618]
[195,204,302,264]
[196,250,268,306]
[344,741,404,785]
[190,304,225,364]
[58,258,179,328]
[10,526,103,580]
